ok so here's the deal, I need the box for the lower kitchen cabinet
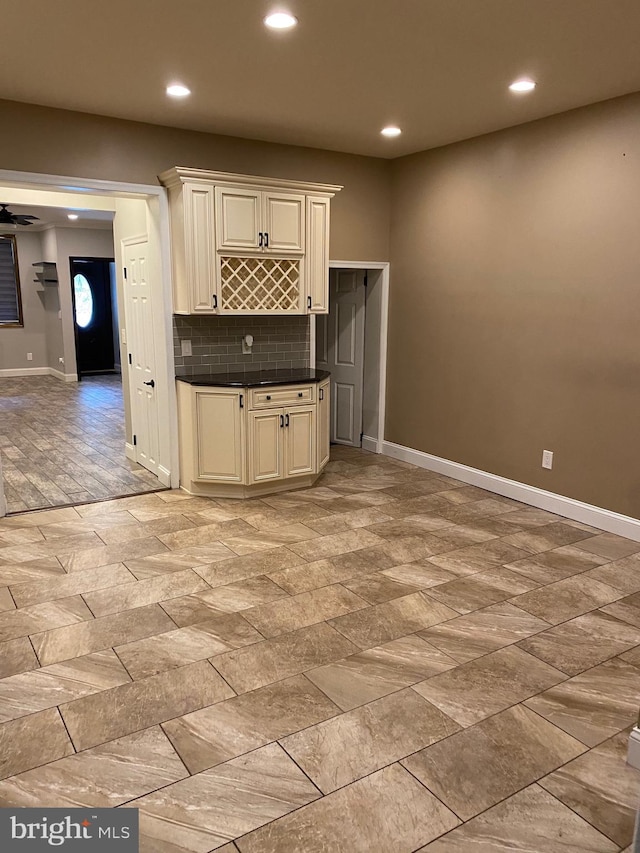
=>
[248,405,316,484]
[285,406,316,477]
[177,376,328,498]
[317,378,330,470]
[178,383,246,484]
[248,409,284,483]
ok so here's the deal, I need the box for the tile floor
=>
[0,375,164,512]
[0,445,639,851]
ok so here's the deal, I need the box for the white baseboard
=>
[48,368,78,383]
[381,440,640,542]
[0,367,50,377]
[0,367,77,382]
[361,435,378,453]
[628,728,640,771]
[157,465,171,487]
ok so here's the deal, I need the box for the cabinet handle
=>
[298,392,303,398]
[258,232,263,248]
[266,394,271,400]
[285,413,290,427]
[280,414,284,428]
[239,394,244,409]
[319,387,324,401]
[264,232,269,248]
[212,294,218,309]
[307,295,312,310]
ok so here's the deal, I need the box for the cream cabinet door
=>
[195,389,245,482]
[285,406,316,477]
[317,379,330,470]
[184,182,217,313]
[305,196,330,313]
[215,187,261,251]
[263,192,305,254]
[249,409,284,483]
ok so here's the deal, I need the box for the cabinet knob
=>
[266,394,271,400]
[298,392,303,398]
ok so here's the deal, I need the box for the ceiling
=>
[2,0,640,158]
[0,203,113,231]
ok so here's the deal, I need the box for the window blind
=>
[0,236,22,325]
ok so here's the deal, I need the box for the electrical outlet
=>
[26,352,33,361]
[181,340,192,357]
[542,450,554,470]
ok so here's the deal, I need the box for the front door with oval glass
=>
[71,257,116,375]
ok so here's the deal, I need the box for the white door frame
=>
[310,260,389,454]
[0,168,179,517]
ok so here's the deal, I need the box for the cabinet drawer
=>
[249,384,315,409]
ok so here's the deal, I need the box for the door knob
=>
[144,380,155,388]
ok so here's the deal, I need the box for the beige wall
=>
[0,100,390,263]
[388,92,640,518]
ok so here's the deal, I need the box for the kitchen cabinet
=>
[306,196,330,313]
[285,405,316,476]
[248,409,284,483]
[317,377,330,469]
[176,372,329,498]
[248,404,316,485]
[215,187,305,254]
[176,385,245,483]
[161,168,341,315]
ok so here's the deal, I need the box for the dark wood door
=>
[70,257,115,375]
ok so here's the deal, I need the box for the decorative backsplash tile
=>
[173,315,310,375]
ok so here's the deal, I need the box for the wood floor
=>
[0,375,163,513]
[0,446,638,851]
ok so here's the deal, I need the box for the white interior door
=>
[123,236,160,475]
[321,269,366,446]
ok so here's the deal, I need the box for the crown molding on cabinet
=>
[159,167,342,197]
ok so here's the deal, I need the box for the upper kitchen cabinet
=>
[216,187,305,254]
[160,167,341,315]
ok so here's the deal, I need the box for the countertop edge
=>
[176,369,330,388]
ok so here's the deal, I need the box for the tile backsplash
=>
[173,315,310,375]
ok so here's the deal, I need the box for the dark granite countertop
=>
[176,368,330,387]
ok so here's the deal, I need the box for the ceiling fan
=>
[0,204,40,226]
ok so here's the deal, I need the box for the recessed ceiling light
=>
[264,12,298,29]
[67,214,79,220]
[381,126,402,138]
[509,79,536,93]
[166,84,191,98]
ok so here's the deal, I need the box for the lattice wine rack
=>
[219,256,301,312]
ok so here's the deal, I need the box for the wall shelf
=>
[33,261,58,286]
